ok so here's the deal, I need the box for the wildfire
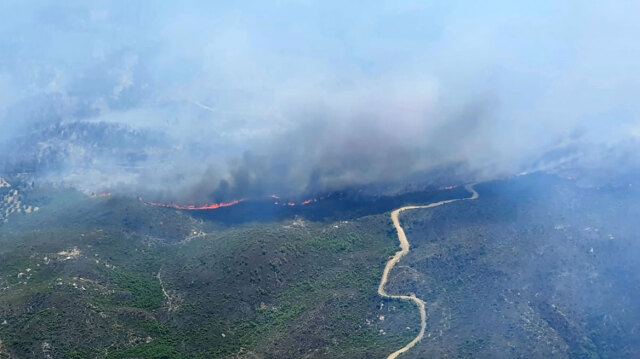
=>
[442,185,457,190]
[91,193,112,198]
[142,192,321,211]
[145,199,243,211]
[272,196,319,207]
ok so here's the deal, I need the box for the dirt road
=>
[378,184,478,359]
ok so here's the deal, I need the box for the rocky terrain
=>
[0,178,38,224]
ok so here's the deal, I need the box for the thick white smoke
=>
[1,1,639,202]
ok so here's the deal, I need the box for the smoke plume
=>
[1,1,639,202]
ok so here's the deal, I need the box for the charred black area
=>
[184,185,471,224]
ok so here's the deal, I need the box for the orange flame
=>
[270,194,320,207]
[91,193,112,198]
[146,199,243,210]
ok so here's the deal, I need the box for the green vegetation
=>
[107,270,163,310]
[2,174,637,358]
[0,190,412,358]
[308,232,364,252]
[107,343,178,359]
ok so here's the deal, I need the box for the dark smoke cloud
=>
[1,1,639,203]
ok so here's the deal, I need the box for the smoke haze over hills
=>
[1,1,639,202]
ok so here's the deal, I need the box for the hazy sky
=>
[1,1,639,201]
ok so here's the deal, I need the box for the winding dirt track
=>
[378,184,479,359]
